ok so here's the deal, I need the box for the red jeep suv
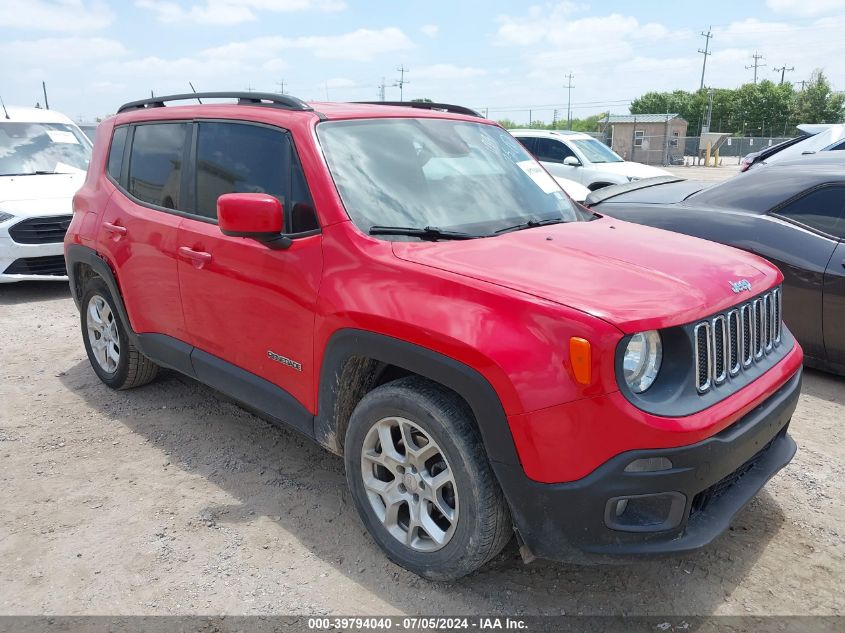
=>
[65,93,803,579]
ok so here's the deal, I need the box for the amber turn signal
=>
[569,337,592,385]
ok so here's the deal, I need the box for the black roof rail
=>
[117,92,313,114]
[353,101,483,118]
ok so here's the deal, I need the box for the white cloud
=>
[0,0,113,31]
[202,27,414,62]
[325,78,356,88]
[766,0,845,16]
[0,37,126,66]
[136,0,346,25]
[420,24,439,38]
[414,64,487,80]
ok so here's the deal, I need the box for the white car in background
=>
[742,123,845,170]
[510,129,671,191]
[0,106,91,283]
[552,176,590,203]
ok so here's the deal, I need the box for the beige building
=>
[600,114,689,166]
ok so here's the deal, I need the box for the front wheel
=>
[344,376,512,580]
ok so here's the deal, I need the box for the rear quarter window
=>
[773,185,845,239]
[107,126,128,182]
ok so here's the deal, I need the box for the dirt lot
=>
[1,282,843,616]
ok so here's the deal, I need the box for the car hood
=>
[587,179,707,206]
[0,172,84,217]
[589,161,671,178]
[391,216,779,333]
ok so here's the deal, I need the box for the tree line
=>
[495,70,844,137]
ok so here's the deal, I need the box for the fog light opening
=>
[615,499,629,517]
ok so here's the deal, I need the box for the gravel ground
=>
[1,282,843,616]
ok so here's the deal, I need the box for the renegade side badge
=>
[267,350,302,371]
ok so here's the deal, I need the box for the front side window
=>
[534,138,575,163]
[773,186,845,238]
[195,122,289,219]
[574,138,624,163]
[128,123,187,210]
[317,118,585,237]
[0,121,91,176]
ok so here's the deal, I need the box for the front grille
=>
[694,287,782,393]
[3,255,67,276]
[8,215,72,244]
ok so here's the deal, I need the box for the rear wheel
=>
[80,278,159,390]
[345,376,512,580]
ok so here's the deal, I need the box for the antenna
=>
[42,81,50,110]
[188,82,202,104]
[0,95,9,119]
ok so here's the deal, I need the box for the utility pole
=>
[245,84,256,92]
[42,81,50,110]
[276,79,286,94]
[377,77,386,101]
[394,65,409,102]
[772,65,794,85]
[564,72,574,129]
[698,27,713,91]
[746,51,766,84]
[552,108,558,128]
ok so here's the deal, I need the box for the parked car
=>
[78,124,99,142]
[67,93,802,579]
[553,175,590,202]
[509,129,671,190]
[1,106,91,282]
[741,124,845,171]
[587,153,845,375]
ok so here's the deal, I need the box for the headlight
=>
[623,330,662,393]
[0,211,14,223]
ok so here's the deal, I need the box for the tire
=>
[344,376,512,580]
[80,277,159,390]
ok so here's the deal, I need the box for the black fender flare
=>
[314,329,522,469]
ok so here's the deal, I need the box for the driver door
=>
[534,138,582,184]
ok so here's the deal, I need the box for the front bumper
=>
[0,235,68,283]
[496,367,801,563]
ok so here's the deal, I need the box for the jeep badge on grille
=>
[729,279,752,293]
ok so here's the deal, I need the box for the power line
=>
[772,65,794,85]
[698,26,713,90]
[745,51,766,84]
[393,65,409,102]
[564,73,574,129]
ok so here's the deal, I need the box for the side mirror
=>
[563,156,581,167]
[217,193,291,249]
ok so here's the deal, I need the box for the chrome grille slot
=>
[692,286,784,394]
[727,310,741,376]
[753,298,764,360]
[694,322,712,393]
[712,315,728,384]
[740,304,753,367]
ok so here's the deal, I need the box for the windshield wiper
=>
[369,225,482,241]
[4,170,59,176]
[493,217,565,235]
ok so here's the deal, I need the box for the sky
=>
[1,0,844,123]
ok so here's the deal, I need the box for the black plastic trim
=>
[316,329,522,469]
[118,92,313,113]
[496,367,801,563]
[352,101,482,117]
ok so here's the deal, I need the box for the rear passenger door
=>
[98,122,188,341]
[176,120,323,414]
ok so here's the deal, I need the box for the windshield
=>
[0,122,92,176]
[571,138,624,164]
[317,118,587,237]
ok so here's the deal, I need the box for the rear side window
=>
[107,126,127,182]
[774,186,845,238]
[128,123,187,210]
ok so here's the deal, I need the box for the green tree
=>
[793,70,845,124]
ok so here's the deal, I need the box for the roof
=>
[508,129,593,140]
[605,114,684,124]
[2,106,76,125]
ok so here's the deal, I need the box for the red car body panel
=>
[68,102,800,495]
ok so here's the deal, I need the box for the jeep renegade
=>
[65,93,802,580]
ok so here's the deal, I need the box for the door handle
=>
[103,222,127,239]
[178,246,212,269]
